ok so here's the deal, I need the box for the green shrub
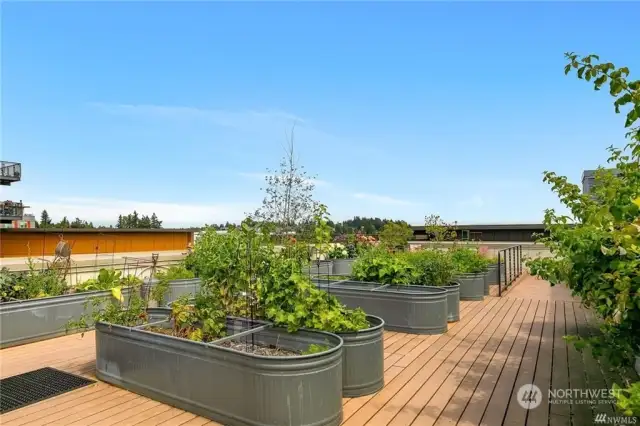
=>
[403,249,456,286]
[351,247,412,284]
[151,264,195,304]
[450,247,491,274]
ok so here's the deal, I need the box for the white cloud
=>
[457,195,485,209]
[352,192,418,206]
[26,196,255,227]
[238,172,330,187]
[89,102,305,129]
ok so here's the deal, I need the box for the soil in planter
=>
[146,327,301,356]
[216,340,300,357]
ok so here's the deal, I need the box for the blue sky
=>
[2,2,638,227]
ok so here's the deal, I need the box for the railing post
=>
[497,251,502,296]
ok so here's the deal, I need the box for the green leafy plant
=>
[450,247,491,274]
[424,214,458,245]
[379,221,413,252]
[527,52,640,416]
[0,267,28,302]
[303,343,330,355]
[326,243,350,259]
[614,382,640,417]
[169,293,226,342]
[351,247,412,284]
[67,290,148,336]
[150,264,195,305]
[402,249,456,286]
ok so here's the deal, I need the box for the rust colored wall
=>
[0,231,193,257]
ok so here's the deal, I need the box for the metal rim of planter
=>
[325,314,385,397]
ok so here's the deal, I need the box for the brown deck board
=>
[1,275,631,426]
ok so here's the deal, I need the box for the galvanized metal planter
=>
[303,260,334,276]
[455,273,486,301]
[143,278,201,305]
[332,259,355,276]
[335,315,384,397]
[0,289,126,349]
[483,265,498,295]
[95,314,344,426]
[315,280,448,335]
[443,283,460,322]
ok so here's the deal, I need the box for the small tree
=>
[379,221,413,252]
[116,215,123,229]
[424,214,458,246]
[150,213,162,229]
[40,210,53,228]
[527,52,640,416]
[252,126,320,243]
[58,216,70,228]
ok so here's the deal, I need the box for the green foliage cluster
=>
[37,210,95,229]
[329,216,402,236]
[351,247,413,284]
[116,211,162,229]
[326,243,350,259]
[67,291,149,335]
[379,222,413,252]
[188,219,369,334]
[402,249,457,286]
[0,261,68,302]
[424,214,458,243]
[527,52,640,415]
[450,248,492,274]
[169,293,226,342]
[76,268,142,292]
[150,264,195,305]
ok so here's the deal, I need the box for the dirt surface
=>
[217,340,300,356]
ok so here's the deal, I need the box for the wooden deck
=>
[1,274,637,426]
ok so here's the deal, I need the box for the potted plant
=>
[403,249,460,322]
[450,247,491,301]
[0,263,138,348]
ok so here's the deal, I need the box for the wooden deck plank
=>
[573,303,615,420]
[432,298,526,426]
[3,278,626,426]
[344,298,504,426]
[477,299,541,426]
[400,297,523,426]
[564,301,594,426]
[524,298,556,426]
[549,301,571,426]
[501,300,548,425]
[456,299,534,426]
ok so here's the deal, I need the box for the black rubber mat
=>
[0,367,95,414]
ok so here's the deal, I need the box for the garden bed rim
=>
[332,314,384,336]
[0,287,128,307]
[96,318,345,360]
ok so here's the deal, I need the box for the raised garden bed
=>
[143,278,201,306]
[484,264,498,295]
[336,315,384,397]
[332,259,355,276]
[0,289,130,349]
[455,273,486,301]
[443,283,460,322]
[302,260,333,276]
[314,280,448,335]
[96,311,344,426]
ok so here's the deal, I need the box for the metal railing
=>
[0,201,27,220]
[0,161,22,185]
[497,244,523,296]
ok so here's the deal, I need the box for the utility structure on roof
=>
[0,160,34,229]
[0,161,22,186]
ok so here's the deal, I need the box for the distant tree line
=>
[35,209,163,229]
[328,216,412,235]
[116,211,162,229]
